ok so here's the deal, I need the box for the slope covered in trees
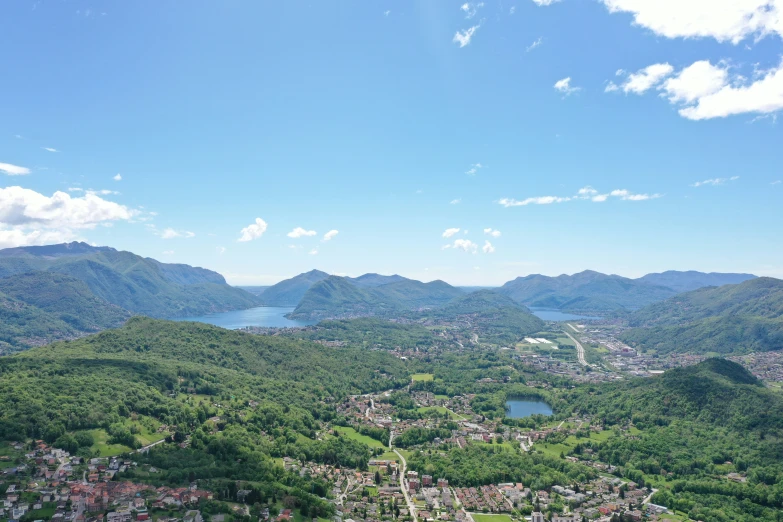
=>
[0,242,259,318]
[621,277,783,355]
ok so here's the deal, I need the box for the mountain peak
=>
[0,241,116,258]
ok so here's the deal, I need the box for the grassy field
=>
[333,426,387,449]
[87,429,132,457]
[471,514,514,522]
[534,429,616,458]
[416,406,466,420]
[377,450,400,461]
[411,373,434,382]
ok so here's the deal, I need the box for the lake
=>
[174,306,317,329]
[531,309,603,321]
[505,399,553,418]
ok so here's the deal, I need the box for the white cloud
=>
[238,218,268,242]
[448,239,478,253]
[554,77,581,96]
[113,173,122,181]
[526,37,543,52]
[287,227,317,238]
[162,250,174,255]
[309,248,318,255]
[577,186,599,196]
[67,187,84,192]
[691,176,740,187]
[216,246,226,255]
[600,0,783,44]
[621,63,674,94]
[482,240,495,253]
[613,58,783,120]
[0,162,31,176]
[605,82,620,92]
[450,198,462,205]
[461,2,484,19]
[160,228,195,239]
[442,228,461,238]
[499,196,571,207]
[501,187,661,206]
[0,186,137,248]
[42,147,58,153]
[483,228,501,237]
[86,189,120,196]
[532,0,561,5]
[466,163,483,175]
[323,229,339,241]
[609,189,662,200]
[453,25,480,47]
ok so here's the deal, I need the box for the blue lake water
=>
[531,309,603,321]
[174,306,316,329]
[505,399,553,418]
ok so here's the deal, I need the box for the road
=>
[641,488,658,505]
[136,438,166,454]
[393,448,418,522]
[564,330,588,367]
[567,323,580,333]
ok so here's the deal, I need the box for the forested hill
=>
[0,242,259,319]
[289,275,464,320]
[257,269,330,306]
[620,277,783,355]
[0,317,408,441]
[497,270,677,312]
[0,271,130,352]
[637,270,756,293]
[564,359,783,519]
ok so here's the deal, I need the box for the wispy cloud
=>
[309,248,319,255]
[526,37,543,52]
[86,189,120,196]
[160,228,195,239]
[323,229,339,241]
[216,246,226,255]
[442,228,461,238]
[453,25,480,47]
[502,187,662,207]
[42,147,59,153]
[499,196,571,207]
[509,6,516,14]
[443,238,478,253]
[287,227,317,238]
[238,218,268,242]
[162,250,174,255]
[460,2,484,19]
[450,198,461,205]
[772,180,782,185]
[532,0,561,5]
[554,77,580,96]
[0,162,31,176]
[466,163,484,175]
[384,10,391,16]
[691,176,740,187]
[483,228,501,237]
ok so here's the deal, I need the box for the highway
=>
[564,329,588,367]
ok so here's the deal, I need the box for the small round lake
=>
[505,399,553,418]
[174,306,317,329]
[530,309,603,321]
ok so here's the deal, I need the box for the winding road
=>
[564,329,588,367]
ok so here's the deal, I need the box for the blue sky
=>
[1,0,782,285]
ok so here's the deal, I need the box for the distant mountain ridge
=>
[637,270,756,293]
[288,275,464,320]
[0,242,259,320]
[621,277,783,355]
[258,269,330,306]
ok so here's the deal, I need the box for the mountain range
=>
[0,242,259,351]
[621,277,783,355]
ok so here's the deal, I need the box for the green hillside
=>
[498,270,677,312]
[621,278,783,355]
[258,269,330,306]
[416,289,545,344]
[637,270,757,293]
[0,242,260,318]
[289,275,464,320]
[0,272,130,352]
